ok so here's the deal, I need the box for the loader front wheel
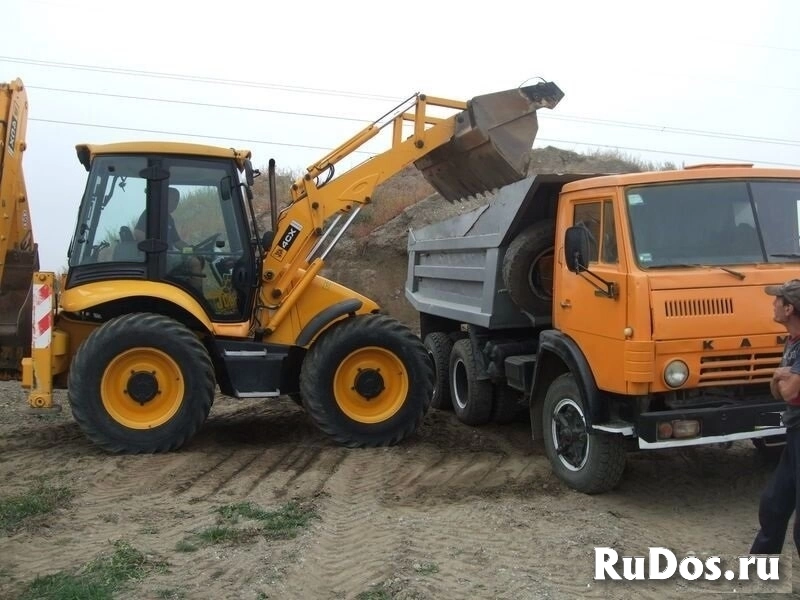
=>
[299,314,433,447]
[68,313,215,453]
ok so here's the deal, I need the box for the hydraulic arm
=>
[257,81,564,335]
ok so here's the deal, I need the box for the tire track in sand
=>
[273,448,409,599]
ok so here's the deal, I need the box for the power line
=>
[6,52,800,100]
[30,84,800,149]
[28,85,370,124]
[30,117,374,154]
[0,56,402,101]
[31,116,800,168]
[546,114,800,147]
[535,137,800,168]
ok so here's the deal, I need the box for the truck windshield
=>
[626,179,800,268]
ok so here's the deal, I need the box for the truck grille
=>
[699,351,782,385]
[665,297,734,317]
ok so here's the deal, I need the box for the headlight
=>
[664,360,689,388]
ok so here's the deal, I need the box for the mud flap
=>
[415,81,564,201]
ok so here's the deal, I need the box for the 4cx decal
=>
[7,114,18,157]
[270,220,303,262]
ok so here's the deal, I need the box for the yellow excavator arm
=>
[0,79,39,374]
[257,82,564,334]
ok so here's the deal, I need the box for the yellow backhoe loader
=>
[0,77,563,452]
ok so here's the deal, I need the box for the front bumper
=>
[636,401,786,449]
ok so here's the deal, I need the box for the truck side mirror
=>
[564,226,590,273]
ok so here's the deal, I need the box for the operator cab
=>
[66,151,259,321]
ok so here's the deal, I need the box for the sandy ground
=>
[1,188,797,598]
[0,382,796,599]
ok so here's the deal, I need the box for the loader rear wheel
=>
[502,220,556,314]
[68,313,215,454]
[299,314,433,447]
[424,332,453,410]
[449,338,493,426]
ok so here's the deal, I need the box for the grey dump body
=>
[405,173,597,329]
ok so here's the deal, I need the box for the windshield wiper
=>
[646,263,745,280]
[770,253,800,260]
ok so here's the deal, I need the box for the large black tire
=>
[492,384,524,424]
[449,338,493,426]
[542,373,626,494]
[299,314,433,447]
[502,221,556,314]
[68,313,215,454]
[424,332,453,410]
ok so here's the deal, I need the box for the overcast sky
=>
[3,0,799,270]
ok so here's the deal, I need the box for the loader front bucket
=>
[415,81,564,201]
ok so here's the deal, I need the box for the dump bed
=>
[405,174,597,330]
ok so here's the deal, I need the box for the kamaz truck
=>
[406,166,797,493]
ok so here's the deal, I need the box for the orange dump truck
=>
[406,166,797,493]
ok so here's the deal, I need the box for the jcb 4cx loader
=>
[0,78,563,452]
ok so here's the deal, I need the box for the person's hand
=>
[772,366,792,381]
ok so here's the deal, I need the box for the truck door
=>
[556,197,628,394]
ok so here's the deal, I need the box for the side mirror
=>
[564,226,590,273]
[220,176,232,201]
[261,230,275,250]
[244,159,257,187]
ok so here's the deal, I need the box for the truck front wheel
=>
[542,373,626,494]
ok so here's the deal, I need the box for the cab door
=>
[555,194,628,393]
[156,157,257,322]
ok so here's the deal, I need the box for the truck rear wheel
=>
[449,338,493,426]
[299,314,433,447]
[542,373,626,494]
[68,313,215,453]
[424,332,453,410]
[502,220,555,314]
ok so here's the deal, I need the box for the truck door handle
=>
[560,300,572,308]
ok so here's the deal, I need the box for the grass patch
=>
[192,502,317,544]
[157,588,186,599]
[180,500,317,550]
[413,562,439,576]
[19,540,166,600]
[216,501,316,540]
[0,482,73,532]
[174,539,199,553]
[356,590,392,600]
[196,525,257,545]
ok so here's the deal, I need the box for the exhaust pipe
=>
[414,81,564,201]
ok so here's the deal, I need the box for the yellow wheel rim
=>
[101,348,184,429]
[333,346,408,424]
